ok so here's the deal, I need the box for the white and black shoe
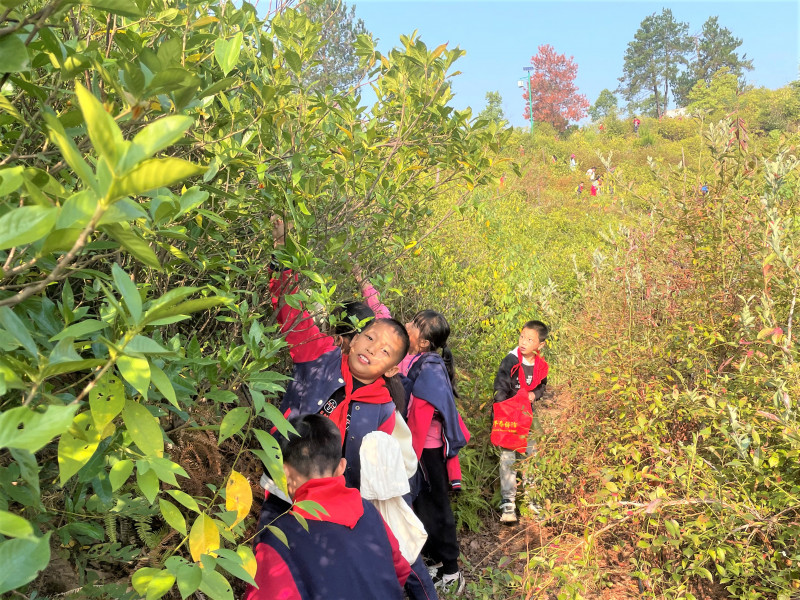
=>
[433,570,465,595]
[499,499,517,524]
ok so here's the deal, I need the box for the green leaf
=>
[214,32,243,77]
[58,422,100,485]
[49,319,107,342]
[0,306,38,360]
[109,157,205,201]
[293,500,328,518]
[103,223,162,269]
[127,335,171,354]
[122,115,195,172]
[112,263,142,322]
[176,563,202,599]
[266,524,288,547]
[43,112,98,192]
[132,567,175,600]
[9,448,39,496]
[0,205,58,250]
[0,405,78,453]
[141,456,188,486]
[261,402,297,439]
[252,429,286,494]
[143,296,232,325]
[74,83,125,169]
[122,399,163,457]
[167,489,200,513]
[0,510,34,538]
[159,499,187,535]
[85,0,142,18]
[218,407,250,445]
[109,458,134,491]
[118,354,151,398]
[150,364,178,408]
[0,166,24,196]
[0,34,30,73]
[283,49,301,74]
[0,533,51,595]
[198,567,234,600]
[89,375,125,430]
[137,464,160,503]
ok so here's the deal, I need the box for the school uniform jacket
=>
[402,353,470,488]
[269,270,396,490]
[246,476,410,600]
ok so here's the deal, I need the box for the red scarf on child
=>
[510,348,548,392]
[327,354,392,441]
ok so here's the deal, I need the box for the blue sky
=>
[352,1,800,127]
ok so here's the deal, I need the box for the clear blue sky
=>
[352,1,800,127]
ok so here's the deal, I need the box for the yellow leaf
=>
[188,514,220,562]
[226,470,252,527]
[236,545,257,579]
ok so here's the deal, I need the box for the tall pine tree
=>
[299,0,368,92]
[674,16,754,107]
[618,9,691,117]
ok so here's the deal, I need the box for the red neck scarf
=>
[328,354,391,440]
[513,348,548,392]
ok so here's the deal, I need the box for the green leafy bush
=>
[0,1,507,597]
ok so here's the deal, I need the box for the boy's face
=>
[348,321,404,384]
[519,327,545,358]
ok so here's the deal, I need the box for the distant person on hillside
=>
[245,414,410,600]
[569,154,576,171]
[700,184,709,196]
[575,182,584,196]
[586,167,596,181]
[633,117,641,134]
[490,321,549,524]
[590,179,598,197]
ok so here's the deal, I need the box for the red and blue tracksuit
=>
[245,476,410,600]
[269,271,397,490]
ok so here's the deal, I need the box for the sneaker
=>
[426,561,443,579]
[499,500,517,524]
[433,571,465,595]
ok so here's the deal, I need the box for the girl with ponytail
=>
[402,310,469,594]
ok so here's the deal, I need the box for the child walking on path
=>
[491,320,549,524]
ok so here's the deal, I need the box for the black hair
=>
[279,414,343,479]
[332,301,375,341]
[361,317,410,362]
[522,320,549,342]
[411,310,457,395]
[384,373,407,416]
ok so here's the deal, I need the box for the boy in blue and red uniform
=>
[246,414,410,600]
[269,218,410,491]
[492,320,549,524]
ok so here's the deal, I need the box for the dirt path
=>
[458,389,642,600]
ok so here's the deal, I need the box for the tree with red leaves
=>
[523,45,589,131]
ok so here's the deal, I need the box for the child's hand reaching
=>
[528,391,537,403]
[271,216,287,247]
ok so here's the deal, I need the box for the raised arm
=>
[270,218,335,363]
[353,263,391,319]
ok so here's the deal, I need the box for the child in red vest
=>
[491,320,549,524]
